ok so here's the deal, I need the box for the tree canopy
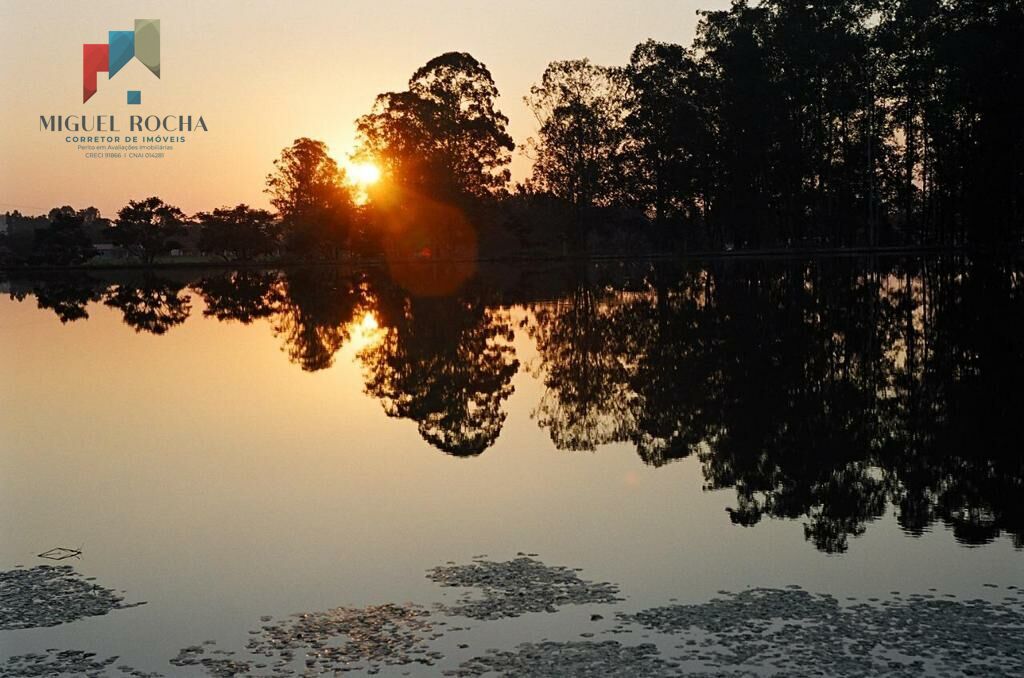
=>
[112,197,187,264]
[265,138,354,257]
[357,52,514,201]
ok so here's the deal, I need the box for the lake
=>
[1,256,1022,676]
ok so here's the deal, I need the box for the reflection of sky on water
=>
[0,258,1021,674]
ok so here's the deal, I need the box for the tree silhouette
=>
[196,204,280,262]
[361,283,519,456]
[266,138,354,258]
[524,59,628,220]
[112,197,187,264]
[34,207,96,266]
[271,268,364,371]
[194,270,283,324]
[103,275,192,334]
[513,0,1022,249]
[623,40,708,230]
[357,52,513,202]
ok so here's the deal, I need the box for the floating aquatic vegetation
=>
[427,556,622,619]
[0,565,145,631]
[618,586,1024,676]
[173,602,440,675]
[170,645,251,677]
[155,558,1023,676]
[444,640,684,677]
[0,650,161,678]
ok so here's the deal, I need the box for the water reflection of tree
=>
[272,269,365,372]
[27,274,106,323]
[625,268,718,465]
[528,274,635,451]
[10,257,1022,552]
[692,262,892,552]
[883,261,1024,549]
[361,282,519,456]
[528,257,1023,552]
[194,270,283,324]
[103,275,192,335]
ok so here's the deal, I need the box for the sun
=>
[344,161,381,187]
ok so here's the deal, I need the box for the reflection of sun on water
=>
[360,312,379,330]
[348,310,383,351]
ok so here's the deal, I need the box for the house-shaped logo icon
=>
[83,19,160,104]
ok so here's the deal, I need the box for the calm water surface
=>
[1,257,1021,675]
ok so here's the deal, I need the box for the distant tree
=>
[112,197,187,264]
[523,59,628,218]
[356,52,514,200]
[265,138,354,258]
[196,204,280,262]
[34,206,96,265]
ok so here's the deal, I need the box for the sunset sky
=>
[0,0,727,217]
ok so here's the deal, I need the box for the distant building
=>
[92,243,129,260]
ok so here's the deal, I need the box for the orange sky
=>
[0,0,725,217]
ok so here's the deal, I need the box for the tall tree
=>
[356,52,514,200]
[523,59,628,216]
[265,138,354,258]
[693,2,780,246]
[623,40,709,230]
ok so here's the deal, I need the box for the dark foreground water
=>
[1,256,1021,676]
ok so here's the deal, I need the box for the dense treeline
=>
[4,255,1022,552]
[518,0,1024,248]
[2,0,1021,267]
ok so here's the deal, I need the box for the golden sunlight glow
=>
[344,161,382,187]
[360,312,379,330]
[347,310,384,352]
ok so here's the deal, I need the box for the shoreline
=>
[1,244,1008,274]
